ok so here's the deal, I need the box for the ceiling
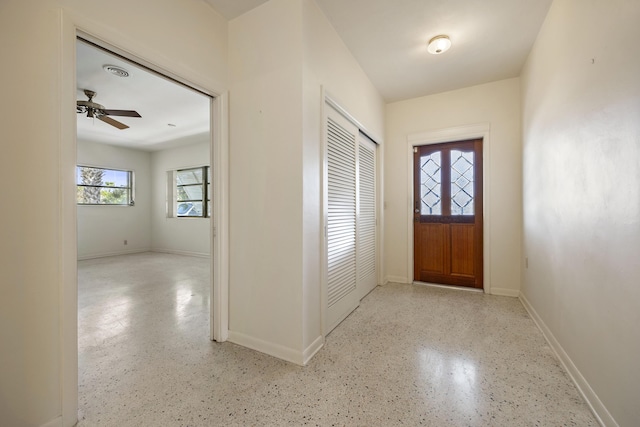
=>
[314,0,553,102]
[76,40,210,151]
[206,0,553,102]
[77,0,553,150]
[204,0,271,20]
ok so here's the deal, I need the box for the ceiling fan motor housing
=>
[77,100,106,115]
[76,89,140,129]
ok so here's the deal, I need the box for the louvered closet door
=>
[357,134,377,300]
[326,108,359,333]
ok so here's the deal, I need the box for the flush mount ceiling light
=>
[103,64,130,77]
[427,35,451,55]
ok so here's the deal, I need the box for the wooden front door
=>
[413,139,483,289]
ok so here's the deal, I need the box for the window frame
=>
[76,165,134,206]
[174,166,210,218]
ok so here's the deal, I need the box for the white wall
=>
[384,78,522,296]
[301,0,385,351]
[520,1,640,426]
[228,0,305,361]
[302,0,385,139]
[0,0,227,425]
[151,141,210,256]
[77,139,210,259]
[228,0,384,363]
[77,140,151,259]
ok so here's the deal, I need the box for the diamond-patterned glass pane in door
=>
[451,150,474,215]
[420,152,442,215]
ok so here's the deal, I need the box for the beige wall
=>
[301,0,385,348]
[302,0,385,140]
[520,1,640,425]
[384,78,522,296]
[228,0,306,360]
[228,0,384,363]
[77,140,152,259]
[77,140,211,260]
[151,141,211,257]
[0,0,227,426]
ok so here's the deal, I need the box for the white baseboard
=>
[519,294,616,427]
[489,287,520,297]
[77,248,150,261]
[228,330,306,366]
[303,335,324,365]
[384,275,409,284]
[151,248,210,258]
[40,416,62,427]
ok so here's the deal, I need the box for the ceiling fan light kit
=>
[76,89,141,130]
[428,35,451,54]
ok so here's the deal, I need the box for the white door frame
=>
[406,123,492,294]
[60,12,229,426]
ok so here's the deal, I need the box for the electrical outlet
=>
[124,240,128,245]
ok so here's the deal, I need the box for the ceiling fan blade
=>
[98,115,129,130]
[102,109,141,118]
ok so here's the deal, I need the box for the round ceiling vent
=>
[103,64,130,77]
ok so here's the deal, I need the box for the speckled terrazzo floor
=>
[77,253,599,426]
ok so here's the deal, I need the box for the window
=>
[175,166,210,218]
[418,144,476,217]
[76,166,133,205]
[450,149,474,216]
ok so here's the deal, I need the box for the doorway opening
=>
[75,36,216,420]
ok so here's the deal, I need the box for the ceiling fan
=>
[76,89,141,130]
